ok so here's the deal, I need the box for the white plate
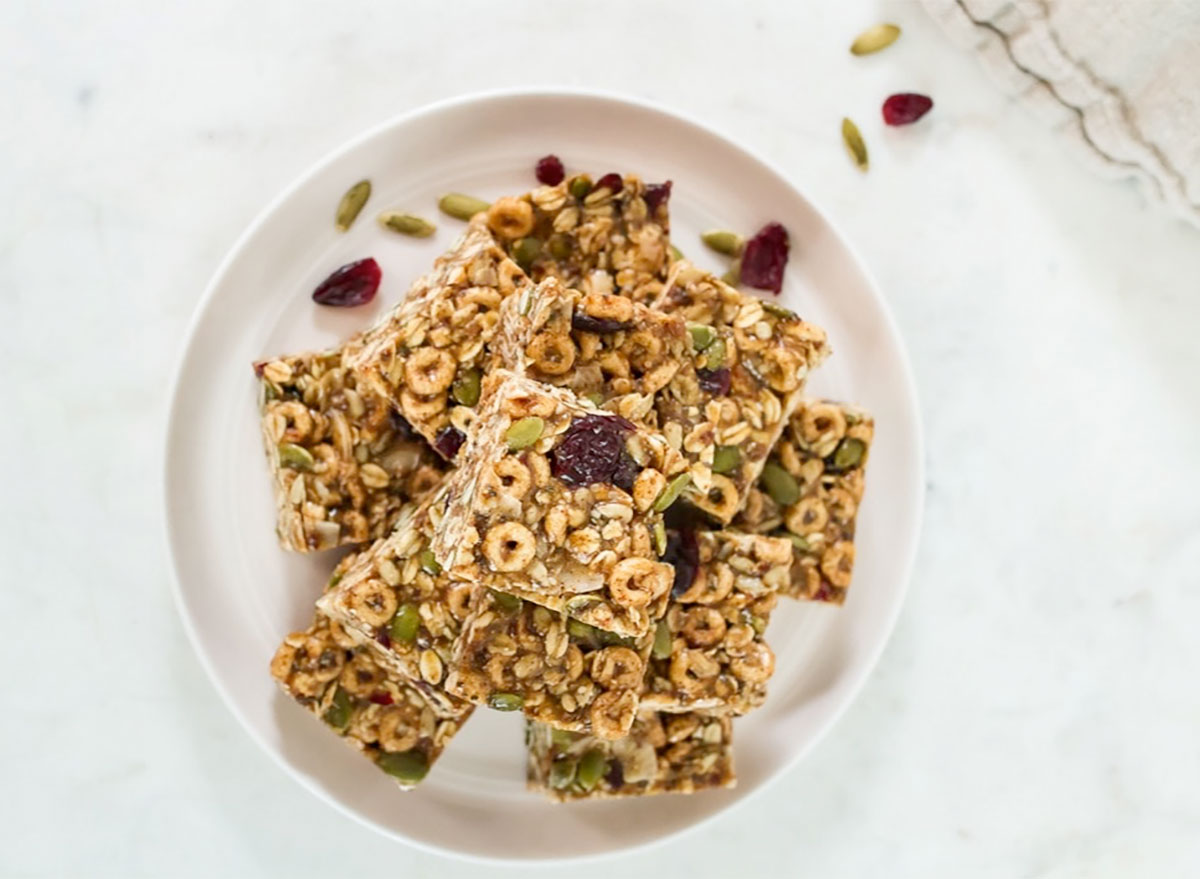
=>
[164,89,924,864]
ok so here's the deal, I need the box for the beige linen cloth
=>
[922,0,1200,227]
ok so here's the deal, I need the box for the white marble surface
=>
[4,0,1199,875]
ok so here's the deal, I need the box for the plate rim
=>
[162,85,925,865]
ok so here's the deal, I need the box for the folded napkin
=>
[922,0,1200,228]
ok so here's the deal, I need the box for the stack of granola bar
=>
[260,169,874,798]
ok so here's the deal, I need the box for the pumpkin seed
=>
[850,23,901,56]
[335,180,370,232]
[652,619,672,659]
[584,391,605,407]
[551,727,578,746]
[688,324,717,352]
[278,443,314,471]
[547,233,573,260]
[653,520,667,556]
[377,211,435,237]
[418,549,442,575]
[703,337,727,370]
[488,692,524,712]
[829,437,866,471]
[567,619,597,641]
[763,301,797,320]
[842,118,869,171]
[322,686,352,730]
[653,472,691,512]
[701,229,744,256]
[389,603,421,644]
[669,244,685,262]
[576,749,607,791]
[376,749,429,784]
[711,445,741,475]
[785,532,810,553]
[489,589,523,614]
[568,175,592,200]
[721,259,741,287]
[511,236,541,270]
[761,461,801,506]
[506,416,545,450]
[438,192,490,220]
[451,367,482,407]
[549,756,578,789]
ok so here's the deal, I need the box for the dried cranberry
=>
[594,172,623,195]
[605,759,625,789]
[252,361,266,378]
[389,410,420,442]
[611,450,641,493]
[311,258,382,307]
[535,154,565,186]
[697,367,731,396]
[571,311,631,334]
[813,580,836,602]
[432,426,465,461]
[374,629,391,649]
[368,691,394,706]
[882,93,933,126]
[663,528,700,597]
[550,414,636,487]
[644,180,672,215]
[740,223,789,295]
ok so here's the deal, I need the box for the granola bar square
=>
[641,530,791,714]
[526,709,734,799]
[255,347,445,551]
[430,371,688,638]
[734,400,874,602]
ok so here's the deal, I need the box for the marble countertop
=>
[5,1,1199,875]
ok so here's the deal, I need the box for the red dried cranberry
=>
[882,93,933,126]
[311,258,381,307]
[535,154,565,186]
[663,528,700,597]
[605,759,625,789]
[594,173,623,195]
[571,311,632,334]
[813,580,836,602]
[697,367,731,396]
[433,426,465,461]
[644,180,672,215]
[368,691,394,706]
[252,361,266,378]
[611,450,640,494]
[740,223,789,295]
[389,411,420,442]
[374,629,391,649]
[550,414,636,487]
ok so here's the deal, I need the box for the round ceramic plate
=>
[164,89,923,863]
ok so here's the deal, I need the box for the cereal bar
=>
[653,262,831,523]
[431,371,688,638]
[446,588,651,739]
[483,173,672,303]
[494,276,689,422]
[642,530,791,714]
[526,710,734,800]
[344,218,530,456]
[315,490,474,716]
[269,609,472,789]
[255,347,445,552]
[734,400,874,602]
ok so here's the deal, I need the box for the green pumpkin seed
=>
[568,175,592,200]
[761,462,801,506]
[584,391,605,408]
[653,520,667,556]
[451,367,482,407]
[549,756,578,789]
[550,727,579,746]
[701,229,744,256]
[278,443,314,471]
[669,244,685,262]
[322,686,352,730]
[489,589,523,613]
[547,233,573,261]
[438,192,490,221]
[506,416,544,450]
[576,749,607,791]
[830,437,866,471]
[377,211,436,237]
[652,619,673,659]
[376,749,429,784]
[418,549,442,575]
[565,595,600,616]
[688,324,716,352]
[567,619,597,641]
[653,472,692,512]
[335,180,371,232]
[511,236,541,270]
[711,445,741,475]
[785,532,811,553]
[763,301,797,320]
[488,692,524,712]
[327,571,344,590]
[850,23,901,56]
[721,259,741,287]
[703,337,727,370]
[389,603,421,644]
[842,118,869,171]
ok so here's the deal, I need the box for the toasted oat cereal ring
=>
[730,641,775,684]
[345,578,399,627]
[680,606,727,648]
[377,706,420,752]
[269,641,298,683]
[608,557,671,609]
[785,495,828,537]
[526,332,576,376]
[400,388,447,424]
[339,652,388,697]
[274,401,314,443]
[485,456,532,499]
[760,347,806,393]
[589,646,644,689]
[579,292,634,325]
[589,688,638,739]
[625,330,664,371]
[825,487,858,524]
[482,521,537,572]
[799,402,847,447]
[486,196,535,240]
[700,473,740,521]
[668,649,720,694]
[404,348,457,396]
[820,540,855,589]
[676,561,733,605]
